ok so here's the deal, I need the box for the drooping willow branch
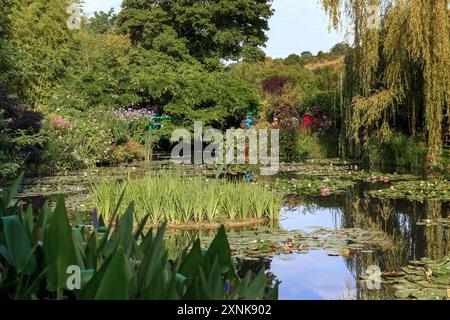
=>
[319,0,450,167]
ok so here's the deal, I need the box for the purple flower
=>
[92,208,99,229]
[115,107,157,120]
[224,280,232,295]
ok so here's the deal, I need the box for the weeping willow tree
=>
[320,0,450,168]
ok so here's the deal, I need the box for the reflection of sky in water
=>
[279,205,342,232]
[271,198,448,299]
[274,205,357,300]
[271,251,356,300]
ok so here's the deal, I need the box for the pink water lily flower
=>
[54,116,63,124]
[321,186,330,196]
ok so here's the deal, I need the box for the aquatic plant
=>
[0,174,279,300]
[381,256,450,300]
[370,179,450,201]
[90,173,283,226]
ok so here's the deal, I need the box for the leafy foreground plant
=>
[0,175,279,300]
[90,173,283,226]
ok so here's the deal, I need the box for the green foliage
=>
[41,111,146,171]
[296,133,329,161]
[41,115,115,170]
[321,0,449,168]
[117,0,273,64]
[279,130,337,163]
[0,175,279,300]
[283,54,304,66]
[90,173,283,225]
[229,56,340,120]
[1,1,268,173]
[330,42,350,54]
[0,109,46,180]
[5,0,74,100]
[367,133,427,172]
[165,72,259,127]
[85,8,116,35]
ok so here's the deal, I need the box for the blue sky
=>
[82,0,345,58]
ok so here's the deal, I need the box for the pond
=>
[270,188,449,300]
[6,161,450,300]
[165,183,449,300]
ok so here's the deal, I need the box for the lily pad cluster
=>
[416,217,450,227]
[370,180,450,201]
[271,177,356,196]
[382,256,450,300]
[194,226,394,260]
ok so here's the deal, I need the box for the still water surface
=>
[268,186,449,300]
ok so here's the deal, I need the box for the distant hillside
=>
[304,55,344,71]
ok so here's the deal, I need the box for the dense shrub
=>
[0,103,45,179]
[110,139,145,163]
[261,75,292,95]
[279,126,301,162]
[41,115,115,171]
[296,133,329,160]
[367,133,427,171]
[40,108,151,172]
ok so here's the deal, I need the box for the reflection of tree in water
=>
[336,185,449,299]
[163,186,448,300]
[164,228,275,283]
[424,201,449,259]
[164,230,211,259]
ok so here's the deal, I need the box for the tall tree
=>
[117,0,274,66]
[320,0,450,168]
[0,0,15,89]
[86,8,117,34]
[7,0,76,102]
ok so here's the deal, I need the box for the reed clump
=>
[90,172,283,226]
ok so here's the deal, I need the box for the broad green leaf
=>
[85,232,98,270]
[178,239,203,280]
[142,259,165,299]
[134,213,150,242]
[81,245,132,300]
[204,225,232,274]
[118,202,134,258]
[206,257,225,299]
[72,227,86,270]
[1,215,36,274]
[242,268,266,300]
[97,188,125,253]
[164,270,180,300]
[73,209,83,227]
[137,222,167,295]
[0,171,24,216]
[22,204,34,239]
[0,245,12,265]
[32,201,51,243]
[43,197,78,292]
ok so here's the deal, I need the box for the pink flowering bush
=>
[52,116,72,128]
[42,111,145,171]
